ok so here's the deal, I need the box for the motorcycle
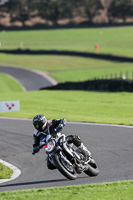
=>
[40,132,99,180]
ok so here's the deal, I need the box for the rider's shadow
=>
[0,175,88,190]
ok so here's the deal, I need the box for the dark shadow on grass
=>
[40,79,133,92]
[0,49,133,63]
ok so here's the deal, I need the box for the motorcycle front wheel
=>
[84,157,99,177]
[52,153,77,180]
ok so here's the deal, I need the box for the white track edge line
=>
[0,159,21,184]
[0,116,133,129]
[2,73,27,92]
[33,70,58,86]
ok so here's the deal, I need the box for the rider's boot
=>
[78,143,91,161]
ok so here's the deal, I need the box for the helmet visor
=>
[42,121,47,130]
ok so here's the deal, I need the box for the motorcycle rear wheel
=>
[52,153,77,180]
[84,158,99,177]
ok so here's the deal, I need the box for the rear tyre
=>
[52,153,77,180]
[84,158,99,177]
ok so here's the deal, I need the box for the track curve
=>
[0,118,133,191]
[0,65,53,91]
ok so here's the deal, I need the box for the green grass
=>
[1,27,133,57]
[49,62,133,82]
[1,27,133,83]
[0,27,133,197]
[0,53,104,71]
[0,73,24,92]
[0,54,133,83]
[0,163,13,179]
[0,180,132,200]
[0,90,133,126]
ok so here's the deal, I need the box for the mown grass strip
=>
[0,54,133,83]
[1,27,133,57]
[0,163,13,179]
[0,73,24,92]
[49,63,133,83]
[0,90,133,126]
[0,180,132,200]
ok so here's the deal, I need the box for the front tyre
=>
[84,158,99,177]
[52,153,77,180]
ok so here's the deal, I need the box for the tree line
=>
[0,0,133,27]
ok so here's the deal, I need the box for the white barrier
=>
[0,100,20,112]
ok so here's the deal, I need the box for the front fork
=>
[48,143,74,166]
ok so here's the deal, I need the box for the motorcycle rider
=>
[32,114,91,169]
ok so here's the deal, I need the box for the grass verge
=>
[0,73,24,92]
[1,27,133,57]
[0,180,132,200]
[0,90,133,126]
[0,54,133,82]
[0,163,13,179]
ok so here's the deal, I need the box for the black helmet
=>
[33,114,47,131]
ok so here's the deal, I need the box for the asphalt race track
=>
[0,65,53,91]
[0,118,133,192]
[0,65,133,191]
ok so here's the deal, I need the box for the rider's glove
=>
[53,124,64,136]
[32,147,40,155]
[56,124,63,132]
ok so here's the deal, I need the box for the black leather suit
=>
[33,118,82,169]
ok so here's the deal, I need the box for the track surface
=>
[0,65,133,191]
[0,65,53,91]
[0,118,133,192]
